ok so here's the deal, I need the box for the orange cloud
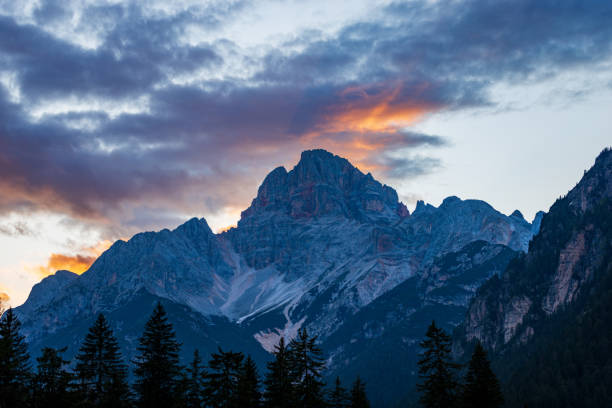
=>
[87,240,114,257]
[0,287,10,312]
[320,81,437,134]
[36,253,96,277]
[33,240,113,279]
[299,81,443,173]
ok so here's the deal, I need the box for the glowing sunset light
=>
[31,240,113,278]
[0,287,9,304]
[216,224,237,233]
[325,82,438,134]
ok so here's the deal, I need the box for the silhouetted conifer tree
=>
[461,343,503,408]
[329,376,349,408]
[75,313,131,407]
[204,347,244,408]
[172,371,191,408]
[185,349,206,408]
[31,347,75,408]
[349,377,370,408]
[0,308,31,408]
[263,337,294,408]
[288,328,326,408]
[417,321,460,408]
[236,355,261,407]
[134,303,182,408]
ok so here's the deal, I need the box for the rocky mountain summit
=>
[239,149,408,222]
[14,149,539,406]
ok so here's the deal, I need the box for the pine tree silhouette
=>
[0,308,31,408]
[236,355,262,407]
[31,347,75,408]
[75,313,131,407]
[204,347,244,408]
[417,321,460,408]
[349,377,370,408]
[263,337,294,408]
[288,328,326,408]
[134,302,182,408]
[329,376,349,408]
[185,349,206,408]
[461,343,503,408]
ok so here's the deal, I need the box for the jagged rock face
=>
[457,149,612,352]
[218,150,533,342]
[240,150,407,222]
[17,218,235,341]
[16,270,77,317]
[230,150,408,271]
[531,210,545,236]
[221,155,533,344]
[463,289,533,349]
[566,150,612,212]
[405,196,532,262]
[419,241,519,307]
[541,231,587,314]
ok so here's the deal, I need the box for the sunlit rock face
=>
[15,148,539,406]
[457,149,612,352]
[240,150,407,222]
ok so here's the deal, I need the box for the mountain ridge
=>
[15,147,536,347]
[14,148,538,407]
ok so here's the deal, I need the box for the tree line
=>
[0,303,370,408]
[417,321,503,408]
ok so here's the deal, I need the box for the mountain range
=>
[15,149,557,406]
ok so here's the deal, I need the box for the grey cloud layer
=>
[0,0,610,230]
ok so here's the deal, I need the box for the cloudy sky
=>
[0,0,611,306]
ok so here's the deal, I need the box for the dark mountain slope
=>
[26,290,270,373]
[324,240,519,406]
[455,148,612,407]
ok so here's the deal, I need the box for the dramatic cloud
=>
[32,240,112,278]
[35,253,96,278]
[0,0,611,234]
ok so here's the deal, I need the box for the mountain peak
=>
[292,149,357,186]
[17,270,78,317]
[174,217,213,236]
[595,146,612,163]
[441,195,462,207]
[510,210,525,220]
[566,147,612,213]
[239,149,407,222]
[299,148,341,162]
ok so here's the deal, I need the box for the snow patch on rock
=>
[254,315,307,352]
